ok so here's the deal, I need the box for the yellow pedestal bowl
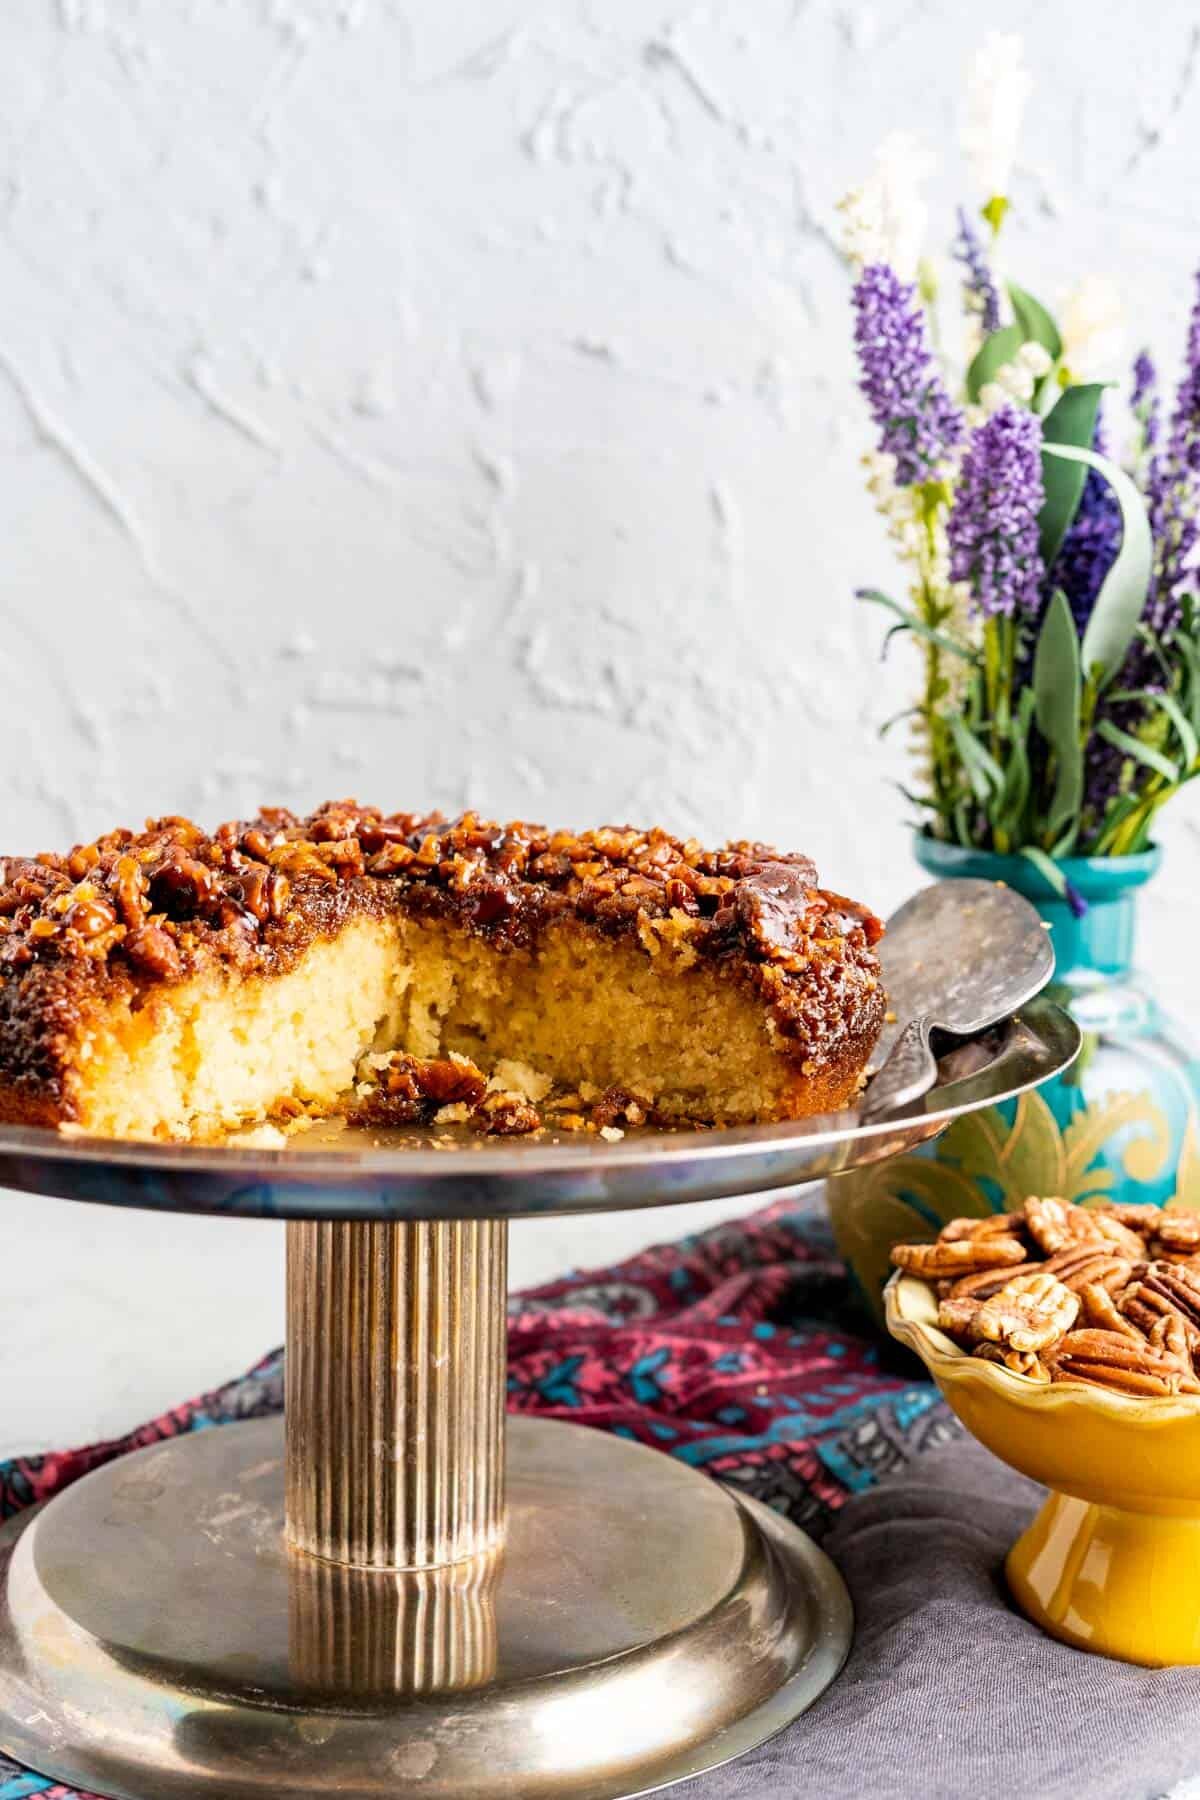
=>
[886,1271,1200,1666]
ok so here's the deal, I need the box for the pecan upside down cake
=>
[0,803,886,1141]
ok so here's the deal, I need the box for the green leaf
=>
[1032,588,1083,842]
[1091,792,1141,855]
[966,323,1024,404]
[948,714,1006,803]
[877,706,921,740]
[894,782,940,812]
[1018,845,1071,898]
[1095,717,1180,783]
[1008,282,1063,363]
[1110,688,1199,771]
[856,588,979,662]
[997,686,1035,837]
[1041,444,1154,690]
[1038,384,1108,565]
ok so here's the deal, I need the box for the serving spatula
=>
[860,877,1055,1122]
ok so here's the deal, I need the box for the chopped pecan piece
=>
[478,1092,542,1135]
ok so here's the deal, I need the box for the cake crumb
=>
[487,1059,552,1103]
[227,1122,288,1149]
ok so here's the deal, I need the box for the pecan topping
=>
[0,804,885,1081]
[477,1092,542,1136]
[346,1052,490,1127]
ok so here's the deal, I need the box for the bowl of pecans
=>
[885,1196,1200,1666]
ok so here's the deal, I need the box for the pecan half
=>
[1022,1196,1078,1255]
[1134,1263,1200,1331]
[971,1342,1051,1383]
[1041,1245,1136,1294]
[971,1271,1079,1354]
[891,1235,1027,1280]
[1023,1195,1145,1261]
[945,1260,1044,1301]
[1077,1281,1143,1341]
[936,1295,982,1341]
[1049,1328,1200,1396]
[941,1213,1027,1244]
[1096,1202,1166,1235]
[1152,1213,1200,1255]
[1148,1310,1195,1370]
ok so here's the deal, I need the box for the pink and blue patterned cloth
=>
[0,1192,953,1800]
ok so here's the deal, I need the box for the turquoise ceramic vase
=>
[827,836,1200,1325]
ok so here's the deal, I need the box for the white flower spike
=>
[1059,274,1126,383]
[962,33,1032,221]
[838,131,934,281]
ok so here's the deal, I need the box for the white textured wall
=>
[5,0,1200,1451]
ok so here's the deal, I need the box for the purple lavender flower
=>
[1131,349,1161,456]
[947,404,1045,616]
[1147,272,1200,631]
[952,207,1001,335]
[1046,408,1122,635]
[852,264,964,487]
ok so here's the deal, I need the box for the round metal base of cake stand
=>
[0,1414,850,1800]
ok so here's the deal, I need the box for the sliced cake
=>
[0,803,886,1139]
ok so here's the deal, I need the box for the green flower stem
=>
[914,482,957,826]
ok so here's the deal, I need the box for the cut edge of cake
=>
[0,805,886,1140]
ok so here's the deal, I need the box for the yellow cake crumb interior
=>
[70,914,831,1139]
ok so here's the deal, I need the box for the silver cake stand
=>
[0,891,1079,1800]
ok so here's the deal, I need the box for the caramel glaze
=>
[0,801,886,1125]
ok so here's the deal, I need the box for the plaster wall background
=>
[3,0,1199,1450]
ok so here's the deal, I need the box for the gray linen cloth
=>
[676,1437,1200,1800]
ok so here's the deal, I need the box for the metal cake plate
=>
[0,992,1077,1220]
[0,878,1079,1800]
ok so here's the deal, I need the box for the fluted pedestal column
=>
[285,1218,508,1570]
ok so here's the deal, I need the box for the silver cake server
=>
[861,876,1055,1122]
